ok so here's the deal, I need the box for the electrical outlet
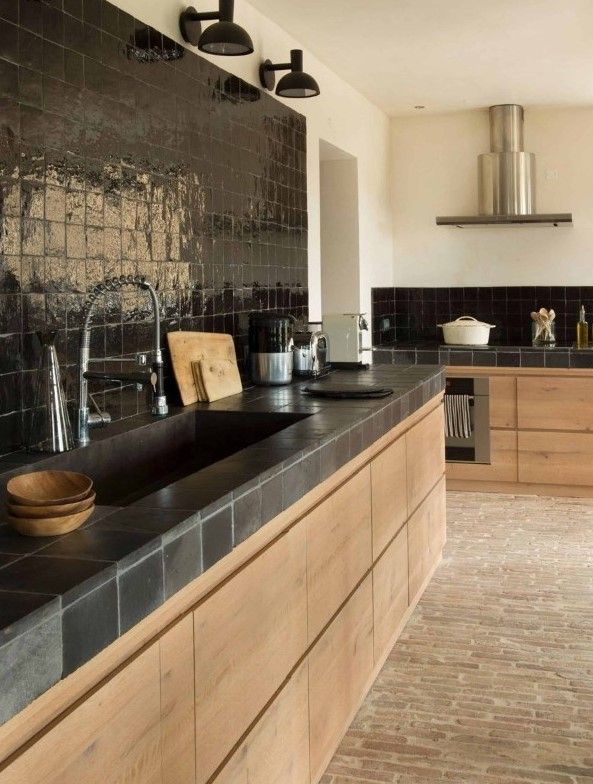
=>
[545,169,559,181]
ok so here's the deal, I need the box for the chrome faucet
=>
[77,275,168,446]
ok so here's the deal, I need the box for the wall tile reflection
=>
[0,0,308,455]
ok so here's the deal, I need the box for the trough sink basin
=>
[2,409,309,507]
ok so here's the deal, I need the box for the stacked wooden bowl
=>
[5,470,95,537]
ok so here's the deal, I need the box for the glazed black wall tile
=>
[372,286,591,346]
[0,0,308,456]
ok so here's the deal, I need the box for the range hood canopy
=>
[436,104,573,227]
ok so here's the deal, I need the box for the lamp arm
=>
[266,61,292,72]
[187,9,219,21]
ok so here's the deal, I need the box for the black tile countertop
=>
[374,341,593,369]
[0,364,444,726]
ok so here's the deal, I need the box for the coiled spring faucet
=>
[77,275,168,446]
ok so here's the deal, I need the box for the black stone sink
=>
[0,409,309,507]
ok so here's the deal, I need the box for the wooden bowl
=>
[6,471,93,507]
[7,491,96,519]
[6,506,94,537]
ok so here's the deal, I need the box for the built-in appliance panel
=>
[444,376,490,464]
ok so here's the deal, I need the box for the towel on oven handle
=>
[444,394,472,439]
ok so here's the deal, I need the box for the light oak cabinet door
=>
[306,465,372,641]
[446,429,518,483]
[0,646,163,784]
[193,522,307,784]
[406,404,445,514]
[517,377,593,432]
[371,435,407,559]
[308,575,374,784]
[518,430,593,486]
[490,376,517,429]
[160,615,196,784]
[213,662,309,784]
[373,523,408,663]
[407,476,446,602]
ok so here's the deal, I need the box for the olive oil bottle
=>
[577,305,589,349]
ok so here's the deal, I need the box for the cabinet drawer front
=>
[371,435,407,559]
[0,647,163,784]
[213,662,309,784]
[373,524,408,663]
[407,404,445,514]
[308,575,374,783]
[194,523,307,784]
[407,476,446,602]
[490,376,517,429]
[518,430,593,486]
[160,616,196,784]
[446,429,517,483]
[307,465,372,641]
[518,377,593,432]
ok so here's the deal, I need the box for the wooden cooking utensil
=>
[7,471,93,507]
[7,491,96,519]
[195,358,243,403]
[6,506,94,537]
[167,332,237,406]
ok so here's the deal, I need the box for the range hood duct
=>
[479,104,534,215]
[436,104,572,227]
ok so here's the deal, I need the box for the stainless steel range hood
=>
[436,105,573,227]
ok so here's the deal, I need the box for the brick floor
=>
[321,492,593,784]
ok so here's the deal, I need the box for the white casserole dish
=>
[438,316,495,346]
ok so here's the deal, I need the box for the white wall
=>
[391,106,593,286]
[320,154,360,314]
[108,0,394,319]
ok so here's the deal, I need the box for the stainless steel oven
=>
[445,377,490,464]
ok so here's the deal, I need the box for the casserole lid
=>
[437,315,496,328]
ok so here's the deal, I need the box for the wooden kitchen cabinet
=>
[406,404,445,514]
[446,428,518,483]
[0,646,163,784]
[212,662,310,784]
[193,522,307,784]
[306,465,372,642]
[373,524,408,662]
[308,576,374,784]
[371,434,407,559]
[518,430,593,486]
[408,476,446,602]
[490,376,518,429]
[0,395,447,784]
[160,615,196,784]
[447,368,593,496]
[518,377,593,432]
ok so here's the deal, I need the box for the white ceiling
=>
[247,0,593,116]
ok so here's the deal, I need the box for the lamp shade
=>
[198,20,254,55]
[276,70,320,98]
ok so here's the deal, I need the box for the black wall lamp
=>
[179,0,254,56]
[259,49,320,98]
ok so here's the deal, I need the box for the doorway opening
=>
[319,140,360,316]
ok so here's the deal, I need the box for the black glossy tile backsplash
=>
[0,0,308,455]
[372,286,592,346]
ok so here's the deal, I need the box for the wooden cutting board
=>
[167,332,237,406]
[194,358,243,402]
